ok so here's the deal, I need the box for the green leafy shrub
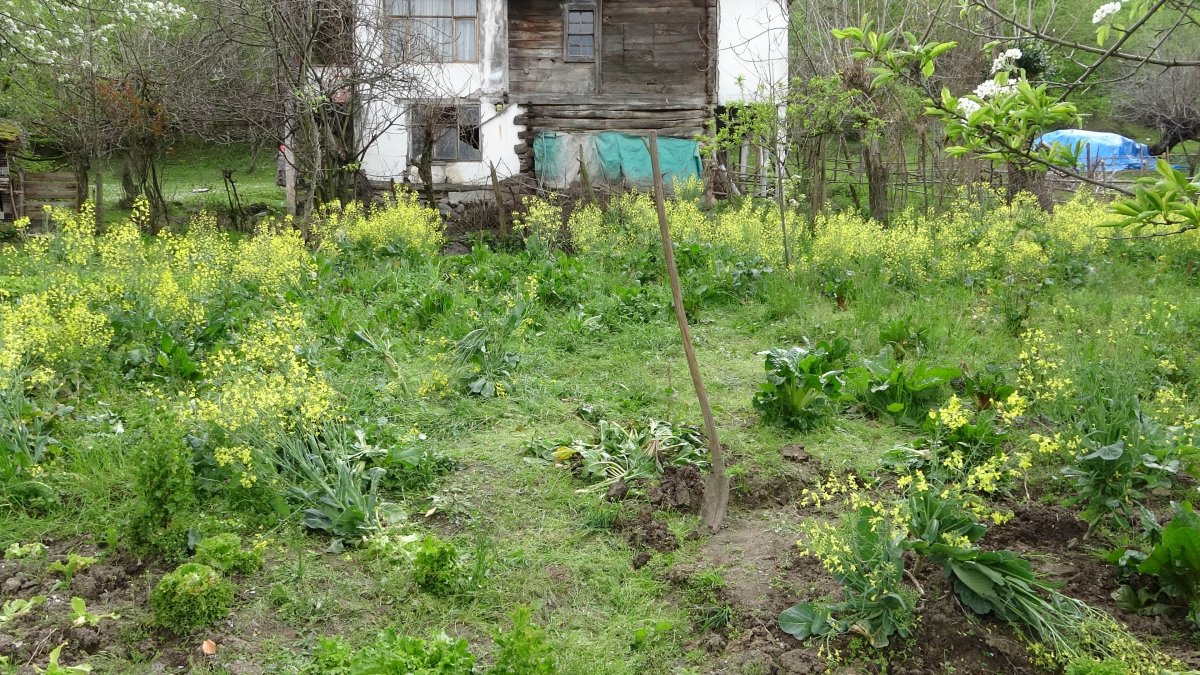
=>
[878,317,931,360]
[306,631,474,674]
[413,535,462,596]
[193,533,262,575]
[816,268,854,310]
[780,504,915,648]
[1109,502,1200,628]
[846,348,960,426]
[0,388,63,510]
[488,607,556,675]
[961,364,1016,411]
[1059,388,1187,530]
[150,563,234,632]
[128,418,196,562]
[274,426,387,541]
[753,337,851,431]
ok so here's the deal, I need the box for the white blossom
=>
[990,48,1023,74]
[957,97,982,117]
[972,80,1016,99]
[1093,1,1124,23]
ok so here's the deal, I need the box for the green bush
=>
[150,563,234,632]
[413,535,462,596]
[845,348,960,426]
[306,631,474,674]
[1109,502,1200,628]
[128,419,196,562]
[193,534,262,575]
[488,607,556,675]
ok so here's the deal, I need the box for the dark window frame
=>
[410,103,483,164]
[386,0,479,64]
[563,2,597,63]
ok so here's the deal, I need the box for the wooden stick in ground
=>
[489,162,507,235]
[647,131,729,534]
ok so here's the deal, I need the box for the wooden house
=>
[360,0,788,191]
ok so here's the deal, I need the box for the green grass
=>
[2,188,1198,673]
[96,143,283,224]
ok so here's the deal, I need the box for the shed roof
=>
[0,119,21,145]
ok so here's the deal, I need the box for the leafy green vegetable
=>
[753,337,851,430]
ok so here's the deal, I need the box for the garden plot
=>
[1,189,1198,674]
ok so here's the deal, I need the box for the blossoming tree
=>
[833,1,1200,236]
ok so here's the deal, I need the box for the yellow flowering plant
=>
[781,502,916,649]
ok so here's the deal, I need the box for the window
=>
[387,0,477,63]
[411,105,482,162]
[565,4,595,61]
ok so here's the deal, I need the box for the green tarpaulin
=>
[533,131,701,188]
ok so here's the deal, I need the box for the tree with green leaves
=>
[831,1,1200,237]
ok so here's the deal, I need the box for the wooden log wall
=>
[514,102,709,173]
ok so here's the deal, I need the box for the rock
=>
[1,577,20,595]
[781,444,810,462]
[703,634,727,653]
[778,649,823,674]
[605,480,629,502]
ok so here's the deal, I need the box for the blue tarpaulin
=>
[1035,129,1151,172]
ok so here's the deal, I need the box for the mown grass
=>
[96,143,282,225]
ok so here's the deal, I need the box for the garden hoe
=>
[647,131,730,533]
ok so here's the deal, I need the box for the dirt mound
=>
[982,502,1087,551]
[730,445,823,509]
[890,562,1037,674]
[648,465,706,513]
[620,509,679,569]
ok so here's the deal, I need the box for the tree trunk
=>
[809,136,827,220]
[1006,163,1052,209]
[862,136,889,224]
[120,158,137,209]
[73,160,90,212]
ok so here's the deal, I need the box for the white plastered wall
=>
[360,0,524,184]
[717,0,790,105]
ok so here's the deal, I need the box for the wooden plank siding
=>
[22,172,78,218]
[509,1,596,95]
[600,0,708,96]
[507,0,716,174]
